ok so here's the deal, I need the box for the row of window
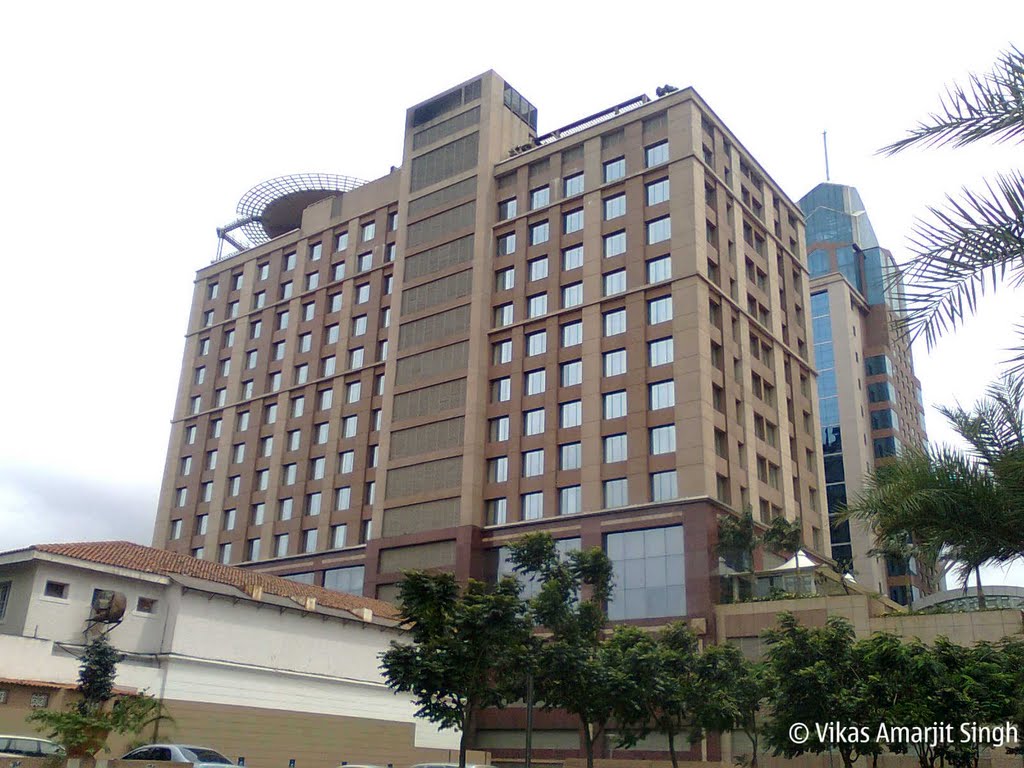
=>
[189,519,369,564]
[496,214,670,257]
[496,143,670,223]
[493,255,671,329]
[485,470,680,523]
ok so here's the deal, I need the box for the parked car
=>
[121,745,234,767]
[0,735,64,757]
[410,763,495,768]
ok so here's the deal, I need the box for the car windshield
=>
[182,748,232,764]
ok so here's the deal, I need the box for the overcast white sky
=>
[1,2,1021,588]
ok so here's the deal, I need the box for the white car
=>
[121,744,234,767]
[0,735,64,757]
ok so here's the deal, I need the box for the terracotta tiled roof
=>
[0,678,136,694]
[31,541,399,620]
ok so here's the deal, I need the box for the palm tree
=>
[717,508,759,599]
[845,376,1024,606]
[762,517,803,594]
[880,46,1024,373]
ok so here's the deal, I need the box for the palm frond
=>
[895,171,1024,348]
[1003,324,1024,378]
[880,46,1024,154]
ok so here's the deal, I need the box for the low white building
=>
[0,541,465,768]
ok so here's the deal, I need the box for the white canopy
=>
[771,549,818,571]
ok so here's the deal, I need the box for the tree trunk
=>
[459,703,476,768]
[748,729,759,768]
[748,547,758,599]
[840,746,856,768]
[975,567,987,610]
[668,729,680,768]
[582,721,595,768]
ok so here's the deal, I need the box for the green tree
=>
[508,532,614,768]
[608,622,702,768]
[762,613,878,768]
[717,508,759,598]
[762,517,804,594]
[880,46,1024,371]
[379,571,533,768]
[28,635,166,761]
[845,375,1024,605]
[693,643,768,768]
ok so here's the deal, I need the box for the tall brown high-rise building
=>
[153,71,829,627]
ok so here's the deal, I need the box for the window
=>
[528,256,549,281]
[190,395,202,414]
[492,377,512,402]
[559,485,582,515]
[257,262,270,281]
[330,293,343,312]
[650,424,677,455]
[275,533,289,557]
[44,580,69,599]
[223,507,237,532]
[651,470,678,502]
[497,232,517,256]
[279,498,294,521]
[303,529,318,553]
[208,282,219,300]
[561,320,583,347]
[488,456,510,485]
[648,296,673,324]
[319,388,333,410]
[247,538,262,561]
[645,140,669,167]
[647,257,671,284]
[563,209,584,234]
[256,468,269,490]
[522,491,544,520]
[487,498,508,525]
[349,348,364,368]
[381,307,391,328]
[361,221,376,242]
[490,415,510,442]
[530,186,550,209]
[603,349,627,377]
[291,395,305,418]
[560,441,582,470]
[603,157,625,183]
[526,330,547,356]
[198,338,210,356]
[604,230,626,258]
[649,337,674,366]
[646,178,670,206]
[649,380,675,410]
[331,524,348,548]
[283,252,296,271]
[346,380,362,403]
[647,216,671,244]
[524,409,545,436]
[277,310,289,330]
[283,463,298,485]
[528,293,548,317]
[499,198,518,220]
[603,194,626,220]
[604,434,628,463]
[175,487,188,507]
[352,315,368,336]
[219,543,232,564]
[355,284,370,304]
[358,252,372,272]
[560,400,582,428]
[343,415,358,438]
[529,221,550,246]
[523,449,545,477]
[494,303,514,327]
[495,267,515,291]
[603,478,629,508]
[336,486,352,508]
[563,244,583,271]
[561,282,583,308]
[136,596,158,614]
[194,366,206,385]
[310,457,326,480]
[607,525,684,619]
[493,339,513,365]
[604,390,627,419]
[603,269,626,296]
[281,281,293,300]
[525,369,546,396]
[306,272,319,291]
[563,173,584,197]
[335,231,349,252]
[184,425,197,444]
[388,211,398,231]
[294,364,309,385]
[560,360,582,387]
[30,692,50,709]
[201,482,213,503]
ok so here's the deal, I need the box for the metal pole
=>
[525,671,534,768]
[823,130,830,182]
